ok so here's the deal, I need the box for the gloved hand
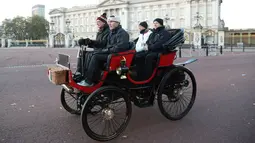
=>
[78,38,91,46]
[78,38,86,46]
[84,38,92,45]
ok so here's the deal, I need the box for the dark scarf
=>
[153,26,165,33]
[140,29,148,34]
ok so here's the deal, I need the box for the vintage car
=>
[47,28,197,142]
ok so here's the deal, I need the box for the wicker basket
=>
[48,66,69,85]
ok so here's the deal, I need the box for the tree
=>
[0,15,49,40]
[26,15,49,40]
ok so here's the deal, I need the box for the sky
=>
[0,0,253,29]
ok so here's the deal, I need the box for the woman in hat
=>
[135,21,152,52]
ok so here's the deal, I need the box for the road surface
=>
[0,48,254,143]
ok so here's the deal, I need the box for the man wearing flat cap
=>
[78,15,130,86]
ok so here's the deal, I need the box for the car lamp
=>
[116,56,129,79]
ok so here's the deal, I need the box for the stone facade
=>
[48,0,224,47]
[224,28,255,47]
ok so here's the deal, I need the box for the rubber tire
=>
[60,88,81,115]
[157,66,197,120]
[81,86,132,142]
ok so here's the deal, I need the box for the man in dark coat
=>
[78,15,130,86]
[143,18,172,79]
[76,13,110,76]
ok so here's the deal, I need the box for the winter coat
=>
[106,25,130,53]
[146,26,172,52]
[135,29,153,52]
[89,25,110,49]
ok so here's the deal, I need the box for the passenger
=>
[134,21,152,80]
[144,18,172,79]
[78,15,130,86]
[146,18,172,52]
[76,13,110,75]
[135,21,152,52]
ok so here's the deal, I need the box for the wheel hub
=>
[169,87,183,102]
[102,108,114,120]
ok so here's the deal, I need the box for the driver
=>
[78,15,130,86]
[78,13,109,49]
[76,13,110,76]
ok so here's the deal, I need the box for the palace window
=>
[154,10,157,17]
[162,9,166,16]
[207,4,212,14]
[170,20,175,28]
[146,11,149,18]
[207,17,212,27]
[180,19,185,27]
[191,6,196,15]
[180,8,184,16]
[199,5,205,14]
[138,11,141,22]
[171,9,175,17]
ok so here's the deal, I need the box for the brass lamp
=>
[116,56,129,79]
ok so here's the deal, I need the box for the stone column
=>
[248,33,251,46]
[25,40,28,47]
[1,38,5,48]
[193,32,202,49]
[71,39,75,48]
[123,7,128,31]
[65,34,70,48]
[7,39,11,48]
[49,34,54,48]
[218,30,225,48]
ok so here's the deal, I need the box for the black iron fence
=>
[177,44,255,58]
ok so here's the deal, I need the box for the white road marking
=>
[0,63,77,69]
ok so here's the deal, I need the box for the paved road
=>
[0,49,255,143]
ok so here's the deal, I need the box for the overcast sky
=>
[0,0,252,29]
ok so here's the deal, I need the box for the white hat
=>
[108,15,121,23]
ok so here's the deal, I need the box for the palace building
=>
[48,0,225,47]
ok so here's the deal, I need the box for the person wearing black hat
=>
[135,21,152,52]
[142,18,172,79]
[146,18,171,52]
